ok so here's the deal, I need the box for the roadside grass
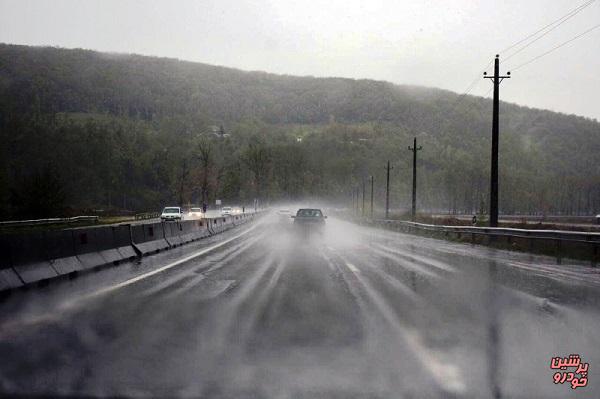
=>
[0,216,136,235]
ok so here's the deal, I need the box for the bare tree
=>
[197,138,213,205]
[242,142,270,201]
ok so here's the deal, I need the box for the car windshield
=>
[5,3,600,397]
[297,209,322,217]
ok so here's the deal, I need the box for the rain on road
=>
[1,214,599,398]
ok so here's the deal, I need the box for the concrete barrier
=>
[163,222,184,247]
[211,216,234,234]
[191,220,211,240]
[112,225,138,260]
[131,222,170,255]
[0,235,24,291]
[0,212,261,292]
[179,221,197,243]
[9,232,59,284]
[207,218,217,235]
[0,268,23,291]
[45,229,83,275]
[71,227,116,269]
[213,218,225,234]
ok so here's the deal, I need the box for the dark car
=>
[292,208,327,228]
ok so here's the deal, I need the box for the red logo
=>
[550,354,589,389]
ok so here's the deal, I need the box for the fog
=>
[1,209,598,397]
[1,0,600,119]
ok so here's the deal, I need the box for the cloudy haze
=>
[1,0,599,119]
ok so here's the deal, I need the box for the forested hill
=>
[0,43,599,219]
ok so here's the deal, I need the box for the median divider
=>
[179,221,197,243]
[0,235,24,291]
[207,218,217,235]
[9,231,59,284]
[232,214,248,226]
[0,211,264,293]
[163,222,184,247]
[112,225,138,260]
[213,216,234,234]
[45,229,83,275]
[73,227,118,269]
[131,222,170,255]
[0,268,22,291]
[191,220,211,240]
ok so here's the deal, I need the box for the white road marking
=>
[79,223,259,300]
[345,262,360,274]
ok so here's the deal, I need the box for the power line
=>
[503,0,596,62]
[509,22,600,71]
[446,1,596,120]
[499,0,596,55]
[455,0,595,101]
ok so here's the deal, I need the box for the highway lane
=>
[0,214,599,398]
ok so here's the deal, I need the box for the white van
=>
[161,206,183,221]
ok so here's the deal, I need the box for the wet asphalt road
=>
[0,214,599,398]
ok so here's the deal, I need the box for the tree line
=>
[0,44,598,219]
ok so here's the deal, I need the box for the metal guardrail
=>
[369,219,600,263]
[134,212,160,220]
[377,220,600,241]
[0,216,99,228]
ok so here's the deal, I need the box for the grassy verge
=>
[0,216,137,235]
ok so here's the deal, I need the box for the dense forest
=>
[0,44,599,219]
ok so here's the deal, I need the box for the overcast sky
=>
[1,0,599,120]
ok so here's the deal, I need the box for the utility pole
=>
[408,137,422,221]
[370,175,374,219]
[484,55,510,227]
[362,178,366,218]
[385,161,393,219]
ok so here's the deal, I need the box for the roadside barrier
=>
[131,222,170,255]
[207,218,217,235]
[45,229,83,275]
[191,220,211,240]
[179,221,198,243]
[232,214,249,226]
[0,268,22,291]
[368,219,600,264]
[0,235,23,290]
[163,221,184,247]
[73,227,122,269]
[8,231,59,284]
[0,211,263,293]
[0,215,99,228]
[112,225,138,260]
[213,216,234,234]
[134,212,160,221]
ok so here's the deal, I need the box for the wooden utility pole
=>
[385,161,393,219]
[408,137,422,221]
[484,55,510,227]
[370,175,374,219]
[362,178,366,217]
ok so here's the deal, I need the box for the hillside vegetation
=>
[0,44,598,219]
